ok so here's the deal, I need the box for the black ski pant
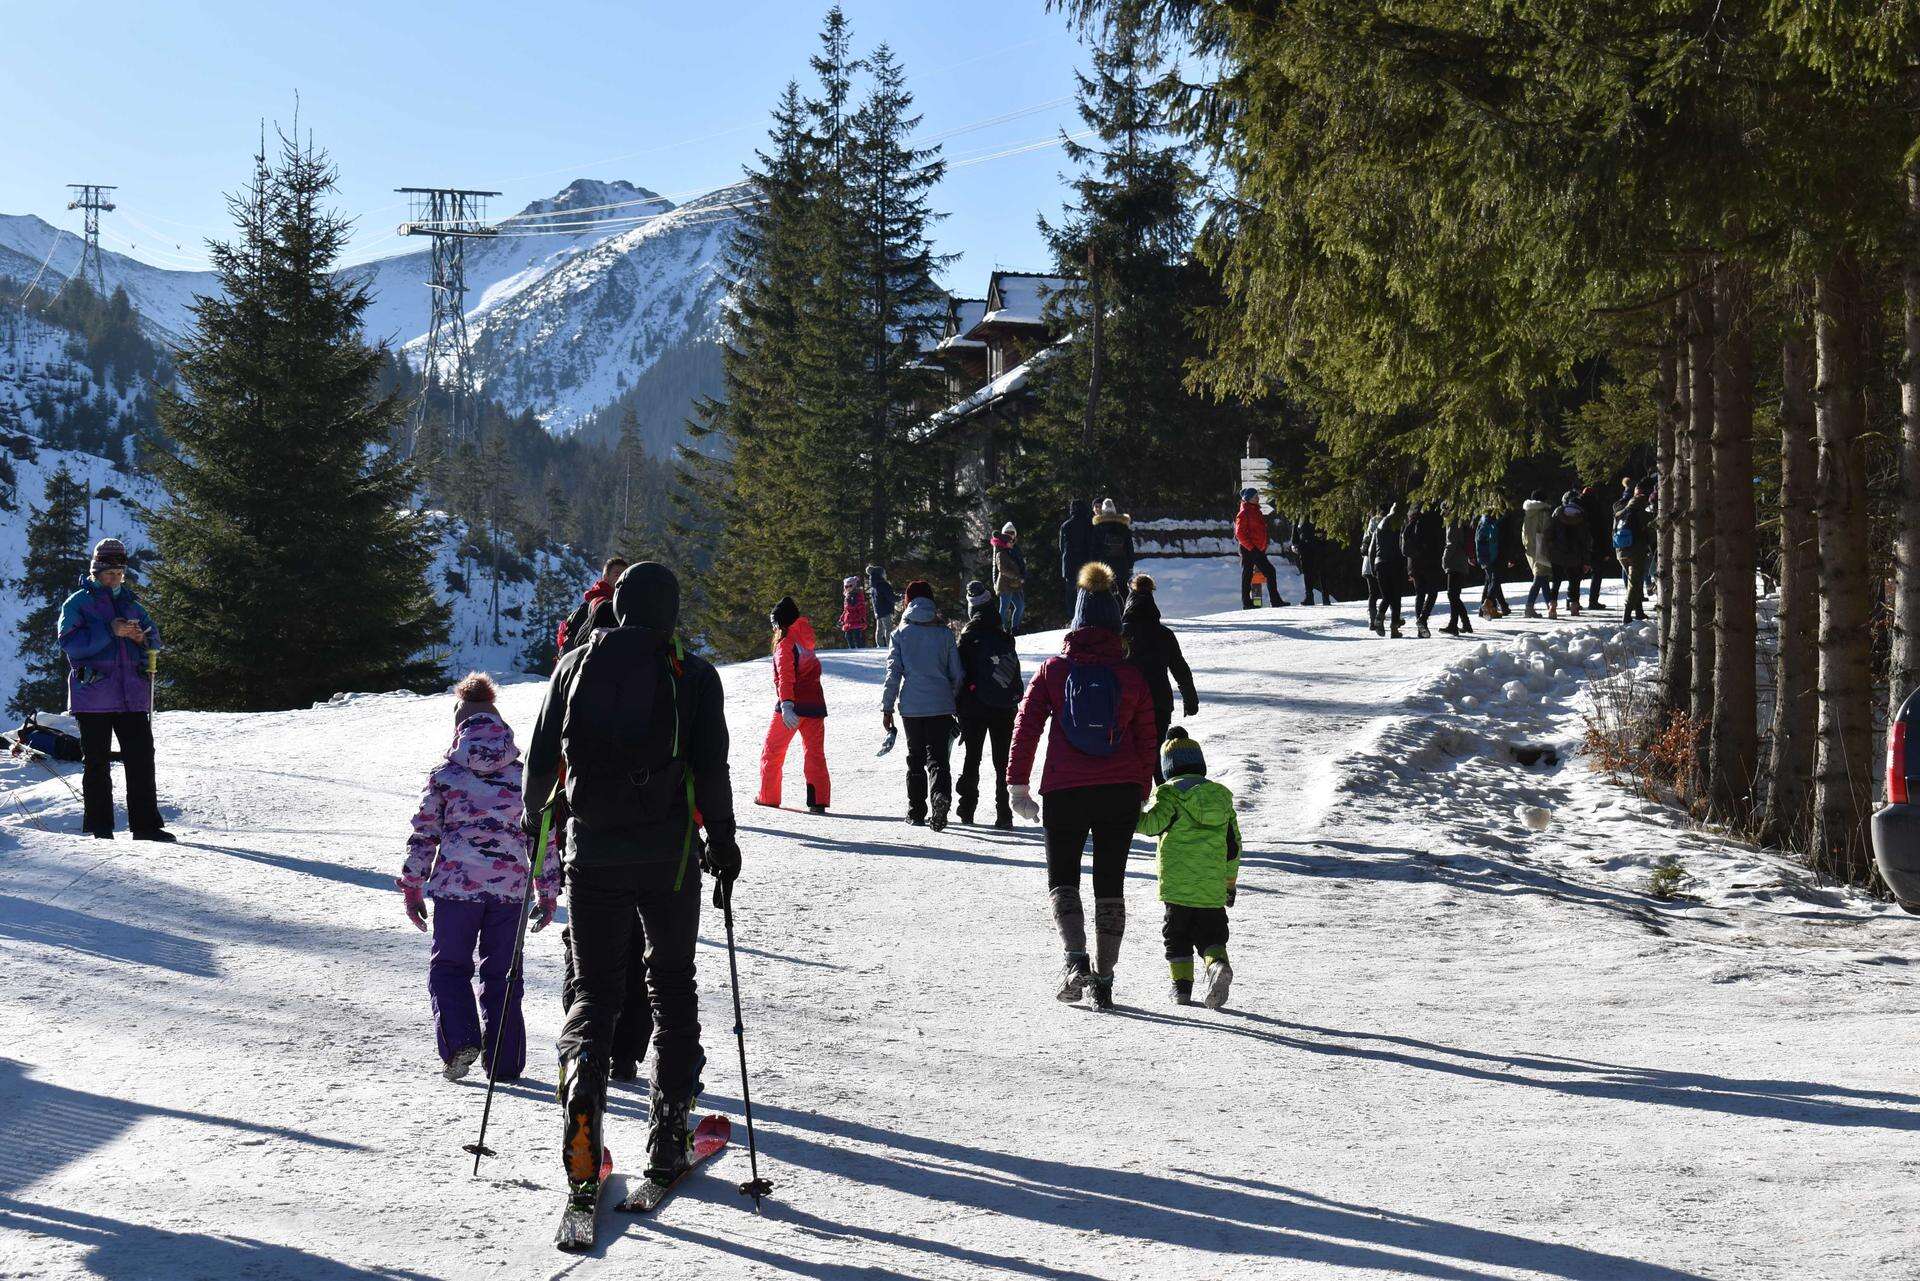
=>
[903,714,955,822]
[1239,547,1283,607]
[1413,574,1440,629]
[76,711,161,836]
[956,707,1013,821]
[1365,573,1382,628]
[558,859,703,1181]
[1444,571,1472,631]
[560,924,652,1070]
[1043,783,1140,976]
[1163,903,1230,974]
[1372,572,1404,632]
[1298,551,1327,605]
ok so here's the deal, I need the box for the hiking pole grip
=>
[721,879,773,1210]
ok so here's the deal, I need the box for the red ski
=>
[617,1115,731,1213]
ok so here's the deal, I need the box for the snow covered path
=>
[3,597,1917,1280]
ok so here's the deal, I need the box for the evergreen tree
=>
[521,563,574,676]
[8,465,89,718]
[146,131,448,712]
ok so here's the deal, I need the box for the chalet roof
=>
[917,336,1071,440]
[938,298,989,351]
[963,271,1074,339]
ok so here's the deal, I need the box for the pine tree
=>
[521,563,574,676]
[7,465,89,718]
[146,130,448,711]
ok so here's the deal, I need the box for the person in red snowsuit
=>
[756,595,832,813]
[838,575,871,648]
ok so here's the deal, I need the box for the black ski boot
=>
[610,1058,639,1084]
[1087,975,1115,1011]
[1170,979,1193,1006]
[645,1090,694,1186]
[928,808,948,833]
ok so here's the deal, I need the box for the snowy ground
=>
[2,580,1917,1280]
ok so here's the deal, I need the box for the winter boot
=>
[610,1058,640,1084]
[1526,604,1540,618]
[644,1088,695,1185]
[1056,951,1092,1003]
[443,1044,481,1082]
[1416,623,1431,638]
[993,811,1014,830]
[1203,956,1234,1010]
[559,1052,610,1185]
[1170,979,1193,1006]
[1390,625,1405,639]
[1087,975,1115,1011]
[928,808,948,832]
[956,803,975,825]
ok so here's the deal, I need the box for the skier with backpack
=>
[955,582,1024,828]
[866,564,899,647]
[1137,727,1242,1009]
[60,537,170,841]
[397,672,558,1083]
[839,576,871,649]
[1120,575,1199,781]
[1007,562,1159,1011]
[756,595,830,815]
[881,580,965,830]
[521,562,740,1229]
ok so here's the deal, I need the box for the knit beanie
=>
[1000,521,1017,536]
[90,538,128,575]
[966,579,992,611]
[452,671,498,727]
[1071,562,1122,632]
[1098,498,1119,518]
[904,579,933,604]
[1131,573,1156,596]
[1161,725,1206,778]
[770,595,801,631]
[1241,487,1258,502]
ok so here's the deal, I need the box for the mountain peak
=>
[514,178,668,224]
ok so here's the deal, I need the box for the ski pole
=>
[465,796,554,1175]
[720,879,774,1211]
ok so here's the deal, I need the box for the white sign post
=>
[1239,458,1273,514]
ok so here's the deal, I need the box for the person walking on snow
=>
[756,595,831,814]
[1475,512,1510,618]
[1092,499,1136,609]
[1059,499,1096,616]
[1581,483,1613,610]
[398,673,558,1082]
[1521,491,1555,618]
[866,564,899,647]
[1234,488,1289,608]
[522,562,740,1202]
[1403,506,1445,638]
[1369,505,1407,638]
[1120,575,1200,782]
[1007,562,1158,1012]
[1440,510,1475,635]
[1137,727,1242,1009]
[1614,481,1654,622]
[1548,492,1588,619]
[1293,516,1331,605]
[881,580,964,830]
[838,576,871,649]
[1360,507,1385,633]
[60,538,170,841]
[956,581,1024,828]
[558,557,628,657]
[990,523,1026,633]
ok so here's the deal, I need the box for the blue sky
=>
[1,0,1094,289]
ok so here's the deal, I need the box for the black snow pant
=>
[903,714,955,823]
[1588,562,1609,608]
[1551,569,1582,612]
[560,924,652,1071]
[1163,904,1230,975]
[76,711,161,836]
[1043,783,1139,977]
[558,859,703,1182]
[1239,547,1284,608]
[1298,551,1327,605]
[956,707,1013,822]
[1444,571,1472,632]
[1373,572,1404,633]
[1413,574,1440,629]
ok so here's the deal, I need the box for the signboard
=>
[1239,457,1273,514]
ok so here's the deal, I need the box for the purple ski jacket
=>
[59,579,159,715]
[400,711,560,905]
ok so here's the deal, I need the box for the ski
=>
[554,1147,614,1253]
[617,1114,731,1214]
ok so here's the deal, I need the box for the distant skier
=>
[990,522,1026,633]
[557,557,628,656]
[955,582,1023,828]
[1521,491,1554,618]
[1007,562,1158,1011]
[867,564,899,647]
[398,672,558,1082]
[1136,727,1241,1009]
[839,575,871,649]
[1402,505,1445,638]
[881,580,964,830]
[1234,489,1288,608]
[522,562,740,1208]
[1475,511,1510,618]
[1439,510,1475,635]
[1058,499,1096,615]
[1091,499,1136,608]
[1120,575,1199,782]
[60,537,170,841]
[756,595,830,815]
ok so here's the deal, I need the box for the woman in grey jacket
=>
[881,580,965,830]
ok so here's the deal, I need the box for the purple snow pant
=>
[430,896,526,1077]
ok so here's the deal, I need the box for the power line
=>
[66,184,116,295]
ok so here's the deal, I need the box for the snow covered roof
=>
[964,272,1072,337]
[918,337,1069,439]
[938,298,988,351]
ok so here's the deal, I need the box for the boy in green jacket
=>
[1137,727,1242,1008]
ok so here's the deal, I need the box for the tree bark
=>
[1811,252,1874,881]
[1894,171,1920,722]
[1655,330,1678,676]
[1687,282,1717,795]
[1081,244,1103,494]
[1710,257,1757,822]
[1664,331,1694,717]
[1765,305,1818,849]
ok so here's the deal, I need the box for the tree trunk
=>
[1766,306,1818,848]
[1664,331,1694,717]
[1687,282,1717,795]
[1656,330,1678,675]
[1081,245,1103,494]
[1811,252,1874,880]
[1894,171,1920,721]
[1710,257,1757,822]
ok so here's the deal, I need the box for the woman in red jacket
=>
[756,595,832,814]
[1007,563,1158,1011]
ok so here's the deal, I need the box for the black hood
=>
[612,561,680,631]
[1068,499,1092,521]
[962,601,1003,634]
[1122,591,1162,632]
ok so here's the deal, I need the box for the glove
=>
[531,893,556,933]
[702,834,742,900]
[1009,784,1040,823]
[397,879,428,931]
[780,700,800,731]
[1183,698,1199,718]
[882,710,896,734]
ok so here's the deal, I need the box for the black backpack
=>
[561,629,687,834]
[966,629,1023,710]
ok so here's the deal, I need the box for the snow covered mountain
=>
[0,176,741,439]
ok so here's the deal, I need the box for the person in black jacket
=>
[1294,516,1331,606]
[523,561,740,1205]
[1058,499,1096,615]
[1547,492,1587,619]
[1439,510,1475,635]
[1091,499,1136,609]
[955,585,1024,827]
[1121,575,1200,781]
[1402,506,1446,638]
[1371,504,1407,638]
[1615,481,1654,622]
[558,558,628,657]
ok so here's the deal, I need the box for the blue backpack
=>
[1061,660,1122,757]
